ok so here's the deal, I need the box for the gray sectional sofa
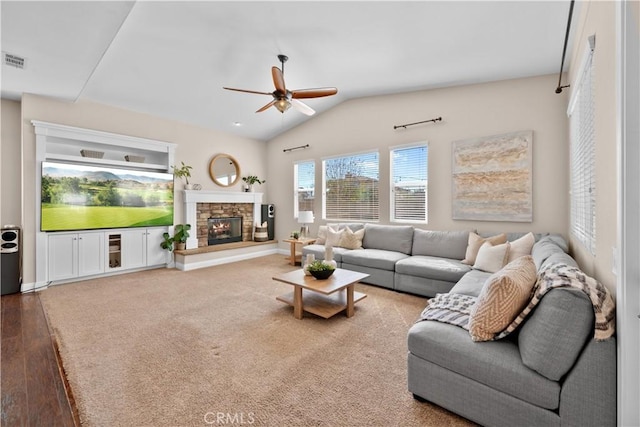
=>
[303,223,616,426]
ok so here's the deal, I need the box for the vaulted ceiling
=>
[1,1,574,141]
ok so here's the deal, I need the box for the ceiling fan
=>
[223,54,338,116]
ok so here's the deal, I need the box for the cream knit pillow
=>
[468,255,537,342]
[339,227,364,250]
[325,226,344,247]
[462,232,507,265]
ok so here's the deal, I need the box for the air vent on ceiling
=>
[2,52,26,69]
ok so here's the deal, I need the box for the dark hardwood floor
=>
[1,292,78,426]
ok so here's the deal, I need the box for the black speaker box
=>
[1,227,21,295]
[261,204,275,240]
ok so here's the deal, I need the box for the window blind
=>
[568,37,596,254]
[391,144,428,222]
[323,152,379,221]
[294,161,315,217]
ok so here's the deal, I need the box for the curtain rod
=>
[555,0,575,94]
[283,144,309,153]
[393,116,442,130]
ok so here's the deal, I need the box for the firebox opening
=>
[208,217,243,246]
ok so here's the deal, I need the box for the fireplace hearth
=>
[208,217,243,245]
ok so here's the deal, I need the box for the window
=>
[568,35,596,254]
[323,151,379,221]
[294,160,315,218]
[391,144,428,222]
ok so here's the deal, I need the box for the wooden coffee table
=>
[272,268,369,319]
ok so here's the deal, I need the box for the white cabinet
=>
[48,232,104,281]
[48,228,167,283]
[146,228,169,266]
[106,227,168,272]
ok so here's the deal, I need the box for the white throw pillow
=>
[316,225,328,244]
[473,241,510,273]
[339,227,364,250]
[325,226,344,247]
[462,232,507,265]
[507,232,535,263]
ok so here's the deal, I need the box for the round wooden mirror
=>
[209,154,241,187]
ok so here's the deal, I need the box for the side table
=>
[282,238,316,265]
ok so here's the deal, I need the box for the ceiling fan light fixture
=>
[274,98,291,113]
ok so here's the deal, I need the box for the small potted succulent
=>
[290,230,300,240]
[305,260,336,280]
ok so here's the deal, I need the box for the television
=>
[41,161,174,232]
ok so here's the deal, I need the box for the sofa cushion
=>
[411,229,470,260]
[326,226,343,247]
[462,232,507,265]
[395,256,471,283]
[531,235,568,270]
[472,241,510,273]
[468,256,538,341]
[449,269,491,297]
[340,249,409,271]
[540,252,578,272]
[518,288,594,381]
[507,232,535,263]
[362,224,414,254]
[408,320,560,410]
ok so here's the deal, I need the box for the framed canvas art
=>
[452,130,533,222]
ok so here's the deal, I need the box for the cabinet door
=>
[78,233,104,276]
[146,228,168,266]
[121,229,147,269]
[48,234,77,281]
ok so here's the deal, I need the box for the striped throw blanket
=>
[418,263,616,341]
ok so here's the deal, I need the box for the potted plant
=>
[160,224,191,252]
[305,260,336,280]
[290,231,300,240]
[172,161,193,190]
[242,175,265,192]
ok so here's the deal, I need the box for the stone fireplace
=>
[183,191,263,249]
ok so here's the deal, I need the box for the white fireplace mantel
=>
[183,190,263,249]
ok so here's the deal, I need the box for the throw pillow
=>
[316,225,328,245]
[507,232,535,263]
[468,255,538,342]
[462,232,507,265]
[339,226,365,250]
[325,226,344,247]
[473,241,510,273]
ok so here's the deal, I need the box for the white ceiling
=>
[1,1,575,141]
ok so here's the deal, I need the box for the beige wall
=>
[1,99,22,227]
[266,74,570,250]
[566,0,617,292]
[20,94,266,285]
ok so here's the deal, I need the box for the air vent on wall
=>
[2,52,26,69]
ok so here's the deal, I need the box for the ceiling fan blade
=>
[256,100,276,113]
[223,87,272,96]
[291,87,338,99]
[291,99,316,116]
[271,66,286,94]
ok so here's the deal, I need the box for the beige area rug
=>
[40,254,473,426]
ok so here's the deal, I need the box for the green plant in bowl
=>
[306,260,336,280]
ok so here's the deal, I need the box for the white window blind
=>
[294,161,315,218]
[323,152,379,221]
[391,144,428,222]
[568,36,596,254]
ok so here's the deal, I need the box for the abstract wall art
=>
[452,130,533,222]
